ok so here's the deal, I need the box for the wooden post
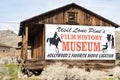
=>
[21,33,24,59]
[23,30,26,60]
[25,26,28,60]
[21,30,26,59]
[43,27,45,59]
[21,26,28,60]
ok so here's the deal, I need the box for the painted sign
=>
[45,24,115,60]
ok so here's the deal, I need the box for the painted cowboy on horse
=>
[47,32,61,53]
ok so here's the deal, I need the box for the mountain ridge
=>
[0,30,21,47]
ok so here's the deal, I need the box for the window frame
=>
[68,12,77,23]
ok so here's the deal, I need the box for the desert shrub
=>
[112,66,120,79]
[40,62,89,80]
[86,70,108,80]
[66,66,88,80]
[40,62,119,80]
[40,62,68,80]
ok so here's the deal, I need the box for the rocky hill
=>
[0,30,21,47]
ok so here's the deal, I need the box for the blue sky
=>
[0,0,120,33]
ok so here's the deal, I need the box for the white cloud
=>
[0,23,19,34]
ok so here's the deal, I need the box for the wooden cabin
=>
[19,3,119,74]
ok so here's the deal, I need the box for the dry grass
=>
[0,52,20,64]
[0,52,20,58]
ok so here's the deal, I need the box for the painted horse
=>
[47,36,61,53]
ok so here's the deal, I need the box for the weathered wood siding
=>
[30,27,44,59]
[26,7,113,27]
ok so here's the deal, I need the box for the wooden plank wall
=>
[33,7,113,27]
[32,28,44,59]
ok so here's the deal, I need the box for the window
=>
[68,12,76,22]
[67,12,78,25]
